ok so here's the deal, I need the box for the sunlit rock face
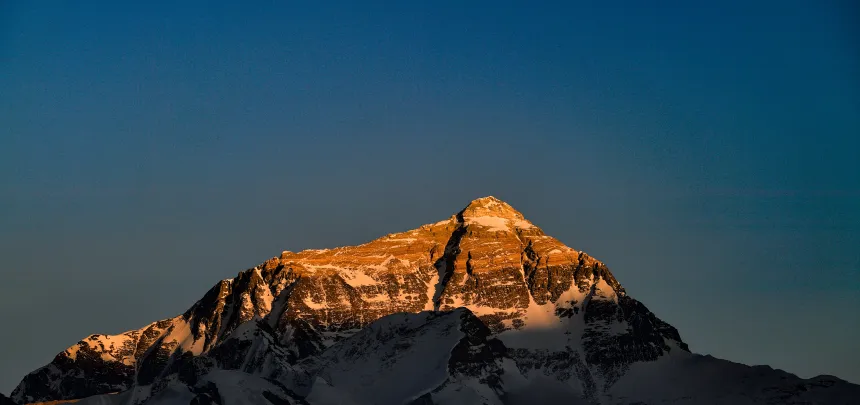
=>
[12,197,858,405]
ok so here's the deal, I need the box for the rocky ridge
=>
[9,197,858,405]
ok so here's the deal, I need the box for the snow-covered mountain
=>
[10,197,858,404]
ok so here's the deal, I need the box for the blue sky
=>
[1,0,858,392]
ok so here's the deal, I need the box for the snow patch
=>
[512,219,535,229]
[424,272,439,311]
[465,216,510,231]
[303,298,327,310]
[310,311,469,405]
[496,282,591,351]
[306,377,362,405]
[303,263,382,287]
[341,269,377,287]
[432,218,453,226]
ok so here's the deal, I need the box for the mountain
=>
[10,196,858,405]
[0,393,16,405]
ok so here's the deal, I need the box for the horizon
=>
[1,0,858,396]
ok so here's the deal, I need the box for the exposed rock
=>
[0,393,17,405]
[10,196,858,405]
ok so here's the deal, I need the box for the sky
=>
[1,0,859,394]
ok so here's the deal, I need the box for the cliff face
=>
[0,393,17,405]
[14,197,854,405]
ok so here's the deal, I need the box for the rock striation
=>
[10,197,858,405]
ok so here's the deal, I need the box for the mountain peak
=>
[13,196,859,405]
[461,196,524,219]
[458,196,535,231]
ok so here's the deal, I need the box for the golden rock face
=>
[17,196,672,404]
[262,196,619,334]
[14,197,851,405]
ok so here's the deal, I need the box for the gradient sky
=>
[1,0,859,394]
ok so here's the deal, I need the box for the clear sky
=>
[1,0,858,394]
